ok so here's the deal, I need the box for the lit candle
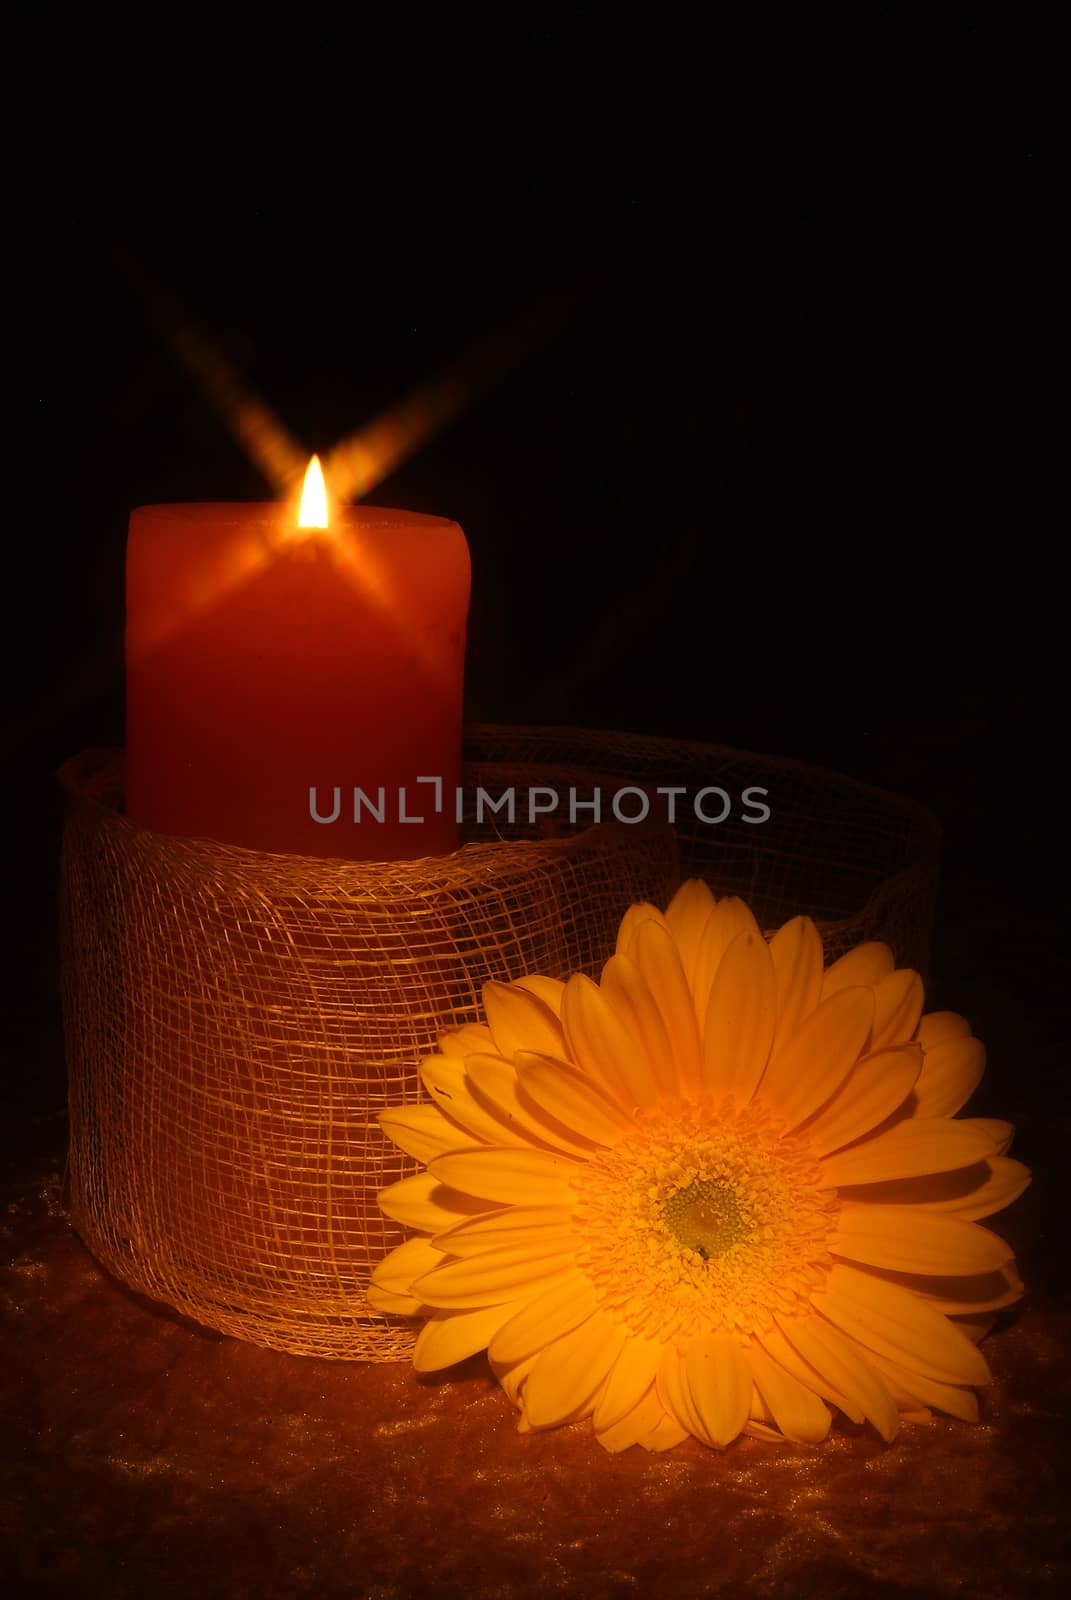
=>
[125,458,470,858]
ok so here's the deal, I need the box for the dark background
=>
[4,13,1065,1254]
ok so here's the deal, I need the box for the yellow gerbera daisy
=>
[369,881,1028,1452]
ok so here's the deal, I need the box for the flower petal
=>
[656,1344,706,1441]
[515,1051,634,1146]
[685,1334,753,1448]
[822,942,894,997]
[859,1362,933,1420]
[463,1053,600,1155]
[862,1260,1024,1314]
[966,1119,1014,1155]
[377,1172,493,1231]
[761,986,875,1130]
[932,1157,1030,1221]
[638,1413,690,1452]
[429,1147,580,1205]
[775,1311,900,1441]
[664,878,717,987]
[513,975,566,1015]
[630,918,704,1096]
[595,1384,666,1453]
[439,1022,495,1058]
[561,973,659,1109]
[483,980,565,1059]
[819,1117,1005,1188]
[593,1336,665,1432]
[524,1311,627,1428]
[749,1386,773,1424]
[743,1420,786,1442]
[414,1304,518,1371]
[912,1035,986,1119]
[616,903,669,958]
[432,1205,574,1257]
[414,1243,576,1309]
[863,1349,981,1422]
[365,1283,423,1316]
[692,897,762,1024]
[769,916,825,1050]
[378,1104,472,1164]
[701,930,777,1104]
[813,1263,990,1386]
[488,1270,599,1365]
[420,1054,537,1149]
[832,1205,1013,1276]
[918,1012,972,1048]
[600,953,675,1097]
[951,1312,996,1344]
[870,969,925,1050]
[802,1043,922,1156]
[834,1157,1031,1221]
[754,1324,864,1423]
[746,1340,833,1443]
[369,1235,445,1298]
[491,1350,537,1407]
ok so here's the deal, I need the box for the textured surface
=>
[2,1149,1066,1600]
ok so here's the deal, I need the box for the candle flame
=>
[297,455,329,529]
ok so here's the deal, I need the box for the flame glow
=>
[297,455,329,529]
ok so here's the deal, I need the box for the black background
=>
[4,10,1065,1240]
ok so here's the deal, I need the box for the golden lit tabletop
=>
[3,1134,1066,1600]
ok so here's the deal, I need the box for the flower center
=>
[570,1098,839,1343]
[663,1178,748,1260]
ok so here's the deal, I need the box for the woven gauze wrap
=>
[60,726,939,1361]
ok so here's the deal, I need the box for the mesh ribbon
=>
[465,726,942,972]
[60,726,939,1360]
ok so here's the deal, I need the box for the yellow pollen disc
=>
[663,1179,748,1260]
[569,1098,839,1345]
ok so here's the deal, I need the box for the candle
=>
[125,459,470,859]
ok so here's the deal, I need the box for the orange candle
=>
[125,459,470,859]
